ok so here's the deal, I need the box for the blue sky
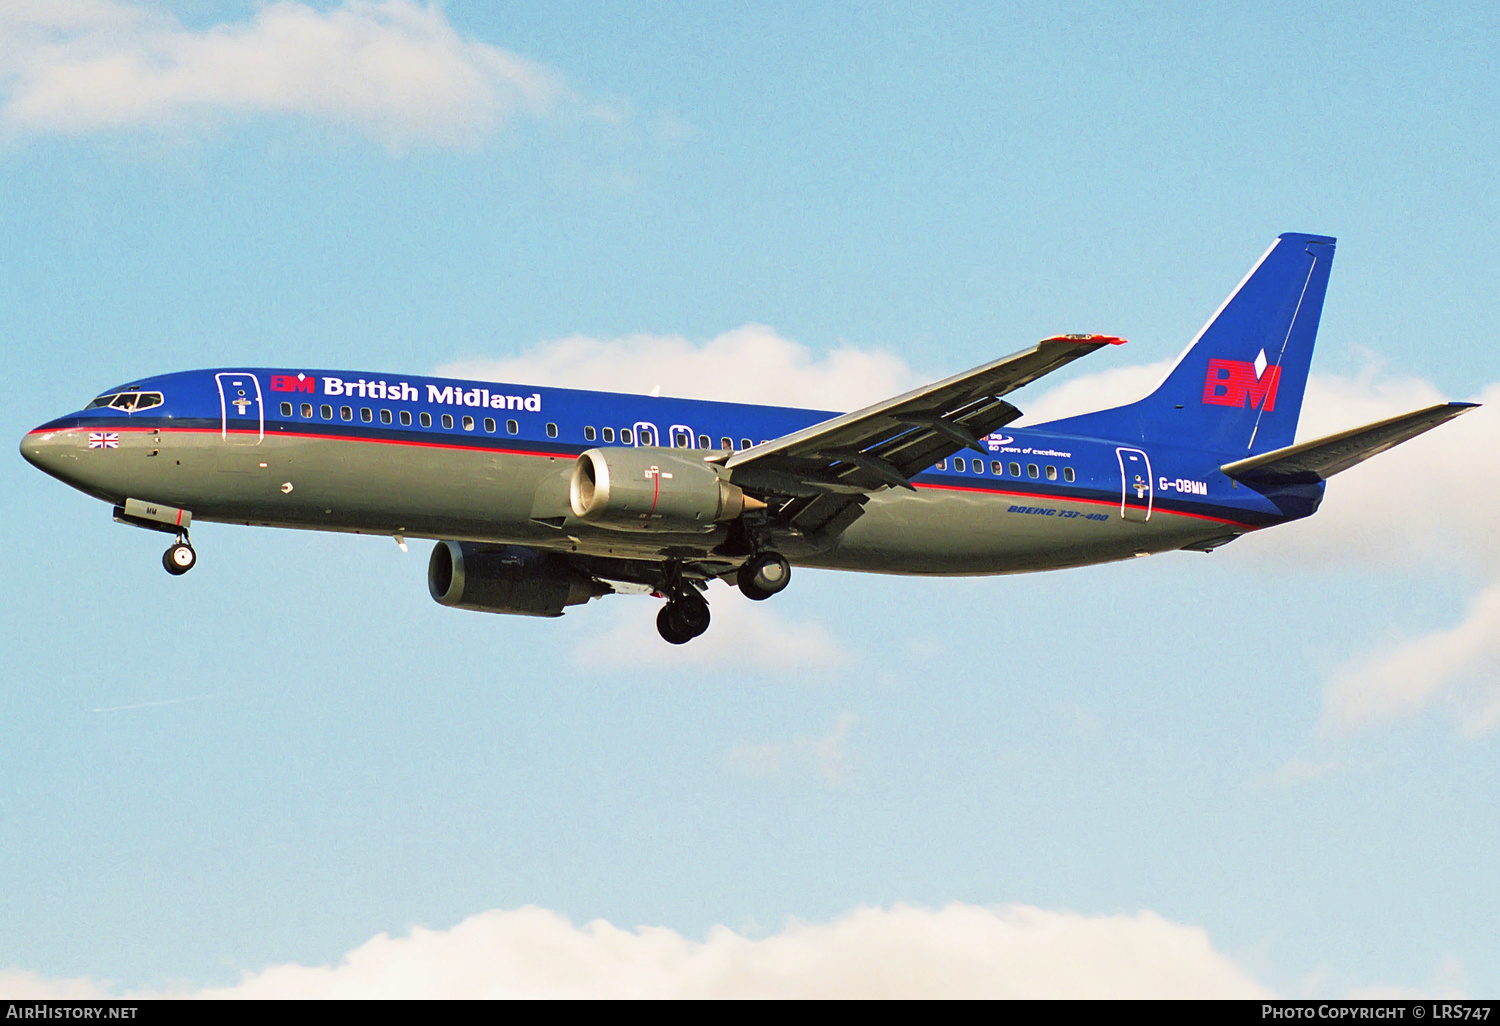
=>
[2,0,1498,998]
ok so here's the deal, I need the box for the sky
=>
[2,0,1498,999]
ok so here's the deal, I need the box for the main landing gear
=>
[657,589,710,645]
[737,551,791,601]
[163,536,197,576]
[654,551,792,645]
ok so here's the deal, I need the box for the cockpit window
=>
[86,391,163,412]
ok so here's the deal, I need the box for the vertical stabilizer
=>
[1041,233,1335,456]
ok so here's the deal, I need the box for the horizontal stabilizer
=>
[1220,402,1478,483]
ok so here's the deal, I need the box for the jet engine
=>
[568,447,761,532]
[428,541,605,617]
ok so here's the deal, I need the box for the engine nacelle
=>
[428,541,604,617]
[569,447,756,532]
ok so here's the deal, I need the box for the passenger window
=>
[720,437,733,451]
[584,426,596,442]
[954,457,966,472]
[420,412,432,428]
[380,409,392,425]
[974,460,984,474]
[602,427,615,443]
[441,414,453,429]
[484,418,496,433]
[361,408,372,423]
[621,428,634,445]
[301,403,313,418]
[321,405,333,420]
[280,402,293,417]
[507,419,519,435]
[698,434,712,449]
[341,406,353,421]
[546,423,558,438]
[674,431,690,448]
[1046,465,1057,480]
[1010,462,1021,477]
[1027,464,1039,478]
[462,415,474,431]
[740,439,753,451]
[936,459,947,470]
[400,411,412,426]
[1064,467,1076,483]
[991,461,1002,475]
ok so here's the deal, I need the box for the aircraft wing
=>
[723,334,1125,540]
[1220,402,1479,484]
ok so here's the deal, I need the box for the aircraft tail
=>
[1042,232,1336,456]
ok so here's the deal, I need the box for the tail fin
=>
[1042,232,1336,456]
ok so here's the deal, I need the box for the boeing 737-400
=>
[20,233,1477,643]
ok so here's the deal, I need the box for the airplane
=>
[20,232,1477,644]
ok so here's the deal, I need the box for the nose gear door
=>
[216,373,264,445]
[1116,447,1152,522]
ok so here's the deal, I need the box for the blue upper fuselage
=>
[33,366,1325,530]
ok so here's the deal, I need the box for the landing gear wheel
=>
[667,592,711,637]
[657,605,694,645]
[657,591,711,644]
[737,552,791,601]
[163,542,196,576]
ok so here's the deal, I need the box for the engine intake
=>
[569,447,760,532]
[428,541,604,617]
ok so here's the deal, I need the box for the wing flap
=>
[1220,402,1478,483]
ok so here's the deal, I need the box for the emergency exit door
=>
[1116,447,1152,521]
[216,372,264,445]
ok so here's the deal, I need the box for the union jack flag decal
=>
[88,432,119,449]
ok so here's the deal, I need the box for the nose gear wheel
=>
[163,540,197,575]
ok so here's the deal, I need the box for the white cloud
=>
[1248,755,1376,791]
[1235,377,1500,575]
[0,903,1272,998]
[436,324,925,413]
[1014,357,1175,425]
[1322,580,1500,737]
[573,582,848,672]
[728,711,856,787]
[0,1,564,147]
[0,967,111,999]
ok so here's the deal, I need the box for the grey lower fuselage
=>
[23,416,1286,579]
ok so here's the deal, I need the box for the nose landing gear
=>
[163,537,197,576]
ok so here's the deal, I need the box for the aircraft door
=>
[1116,447,1152,521]
[633,421,658,447]
[216,373,265,445]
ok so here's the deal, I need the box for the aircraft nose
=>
[19,426,80,483]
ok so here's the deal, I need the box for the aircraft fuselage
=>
[21,366,1317,579]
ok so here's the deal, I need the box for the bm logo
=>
[270,374,317,393]
[1202,358,1280,411]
